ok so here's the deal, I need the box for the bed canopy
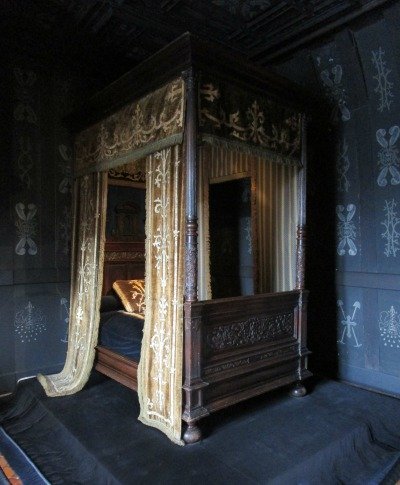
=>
[38,33,311,445]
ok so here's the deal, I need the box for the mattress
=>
[98,310,144,361]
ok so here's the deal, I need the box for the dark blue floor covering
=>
[1,374,400,484]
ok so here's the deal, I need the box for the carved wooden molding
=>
[206,312,294,351]
[105,251,145,262]
[205,343,299,375]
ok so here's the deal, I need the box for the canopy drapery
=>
[39,79,187,443]
[75,79,185,176]
[38,72,304,444]
[199,77,302,166]
[198,144,298,300]
[38,171,108,395]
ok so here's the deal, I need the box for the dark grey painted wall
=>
[275,3,400,396]
[0,59,92,394]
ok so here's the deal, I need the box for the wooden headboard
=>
[102,241,145,295]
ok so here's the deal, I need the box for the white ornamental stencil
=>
[376,126,400,187]
[13,68,38,125]
[381,199,400,257]
[337,138,350,192]
[379,306,400,348]
[15,301,46,343]
[336,204,357,256]
[320,64,351,122]
[337,300,362,348]
[15,203,38,256]
[371,47,394,113]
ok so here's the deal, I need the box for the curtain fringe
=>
[75,133,184,177]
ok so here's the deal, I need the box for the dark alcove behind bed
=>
[96,174,146,390]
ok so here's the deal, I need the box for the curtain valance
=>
[199,78,302,166]
[75,79,185,176]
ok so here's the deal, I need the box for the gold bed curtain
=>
[38,172,108,395]
[38,79,186,443]
[138,146,185,444]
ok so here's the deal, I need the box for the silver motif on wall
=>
[336,204,357,256]
[379,306,400,348]
[15,301,46,343]
[371,47,394,113]
[15,202,38,256]
[337,300,362,348]
[13,68,38,124]
[381,199,400,257]
[207,312,294,351]
[337,138,350,192]
[376,126,400,187]
[320,64,351,122]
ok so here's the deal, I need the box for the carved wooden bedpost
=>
[292,113,309,398]
[182,68,209,444]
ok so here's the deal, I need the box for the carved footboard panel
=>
[182,290,311,429]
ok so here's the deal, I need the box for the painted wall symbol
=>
[337,300,362,348]
[381,198,400,257]
[15,301,46,343]
[379,306,400,348]
[13,68,38,125]
[371,47,394,113]
[15,202,38,255]
[336,204,357,256]
[320,64,351,122]
[376,126,400,187]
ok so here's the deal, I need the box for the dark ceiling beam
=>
[253,0,395,63]
[248,0,351,51]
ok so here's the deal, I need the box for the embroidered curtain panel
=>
[38,172,107,395]
[138,146,185,444]
[200,78,302,166]
[75,79,185,176]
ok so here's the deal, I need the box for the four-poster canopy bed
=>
[38,33,312,445]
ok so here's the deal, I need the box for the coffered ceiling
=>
[1,0,392,85]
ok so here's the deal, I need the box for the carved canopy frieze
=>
[75,78,185,175]
[200,78,302,165]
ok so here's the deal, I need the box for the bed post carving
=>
[292,113,309,398]
[296,114,307,292]
[182,68,209,444]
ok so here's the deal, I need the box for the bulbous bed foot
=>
[183,422,202,444]
[290,381,307,398]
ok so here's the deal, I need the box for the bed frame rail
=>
[182,290,311,441]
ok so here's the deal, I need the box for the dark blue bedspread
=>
[98,311,144,361]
